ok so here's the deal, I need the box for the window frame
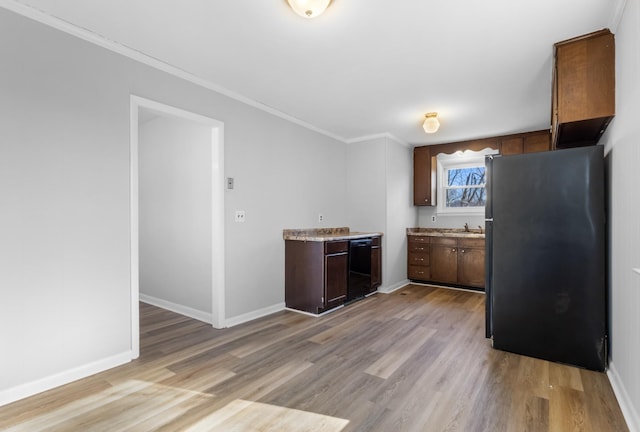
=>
[436,149,497,215]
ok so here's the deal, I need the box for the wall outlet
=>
[431,215,437,222]
[318,214,324,223]
[227,177,234,190]
[234,210,246,223]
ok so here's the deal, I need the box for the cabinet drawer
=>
[408,252,429,266]
[408,265,430,280]
[408,235,429,244]
[430,237,457,246]
[371,236,381,247]
[325,241,348,254]
[458,238,485,248]
[408,242,429,253]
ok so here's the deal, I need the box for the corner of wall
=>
[608,361,640,432]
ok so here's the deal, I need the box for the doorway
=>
[129,96,225,359]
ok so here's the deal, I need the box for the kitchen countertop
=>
[407,227,485,239]
[283,227,383,242]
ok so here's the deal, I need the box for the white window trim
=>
[436,148,498,216]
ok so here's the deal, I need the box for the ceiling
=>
[11,0,622,145]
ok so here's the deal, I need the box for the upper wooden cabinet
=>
[413,146,434,206]
[413,130,549,207]
[500,130,551,156]
[552,29,615,149]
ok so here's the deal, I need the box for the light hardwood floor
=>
[0,285,628,431]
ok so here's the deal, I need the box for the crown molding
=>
[609,0,628,33]
[0,0,348,143]
[346,132,410,148]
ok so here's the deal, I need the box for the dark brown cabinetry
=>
[285,236,382,314]
[407,235,430,280]
[324,242,349,307]
[407,235,485,290]
[413,146,434,206]
[429,237,458,284]
[552,29,615,149]
[500,131,551,156]
[285,240,348,314]
[457,238,485,288]
[370,236,382,291]
[413,130,550,207]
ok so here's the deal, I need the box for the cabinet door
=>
[524,133,550,153]
[325,253,348,306]
[414,146,433,206]
[501,137,524,155]
[430,242,458,284]
[458,247,485,288]
[371,246,381,291]
[553,29,615,148]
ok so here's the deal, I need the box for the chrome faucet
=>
[464,223,470,232]
[478,225,483,234]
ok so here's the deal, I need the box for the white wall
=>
[417,206,485,230]
[139,115,213,319]
[0,8,347,404]
[346,136,415,291]
[604,0,640,430]
[346,138,387,233]
[385,139,418,289]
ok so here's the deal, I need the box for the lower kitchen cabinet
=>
[408,235,430,280]
[285,235,382,314]
[407,234,485,290]
[429,237,458,284]
[370,236,382,292]
[324,248,348,306]
[285,240,348,314]
[457,238,485,288]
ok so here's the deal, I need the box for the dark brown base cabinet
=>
[370,237,382,290]
[407,235,485,290]
[285,237,382,314]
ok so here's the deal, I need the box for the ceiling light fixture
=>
[423,112,440,133]
[287,0,332,19]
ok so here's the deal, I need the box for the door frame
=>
[129,95,225,359]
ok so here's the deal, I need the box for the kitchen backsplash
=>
[417,206,485,229]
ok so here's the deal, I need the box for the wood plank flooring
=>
[0,285,628,431]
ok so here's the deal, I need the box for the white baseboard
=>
[377,279,411,294]
[140,293,213,324]
[225,303,286,328]
[608,361,639,432]
[0,351,132,407]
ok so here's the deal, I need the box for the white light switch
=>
[235,210,245,223]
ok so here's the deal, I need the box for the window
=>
[436,149,497,215]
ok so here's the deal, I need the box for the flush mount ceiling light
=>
[287,0,332,19]
[423,112,440,134]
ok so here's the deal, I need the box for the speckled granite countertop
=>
[407,227,485,239]
[283,227,383,241]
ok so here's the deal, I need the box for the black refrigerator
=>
[484,146,606,371]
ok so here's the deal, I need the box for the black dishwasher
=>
[348,239,372,301]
